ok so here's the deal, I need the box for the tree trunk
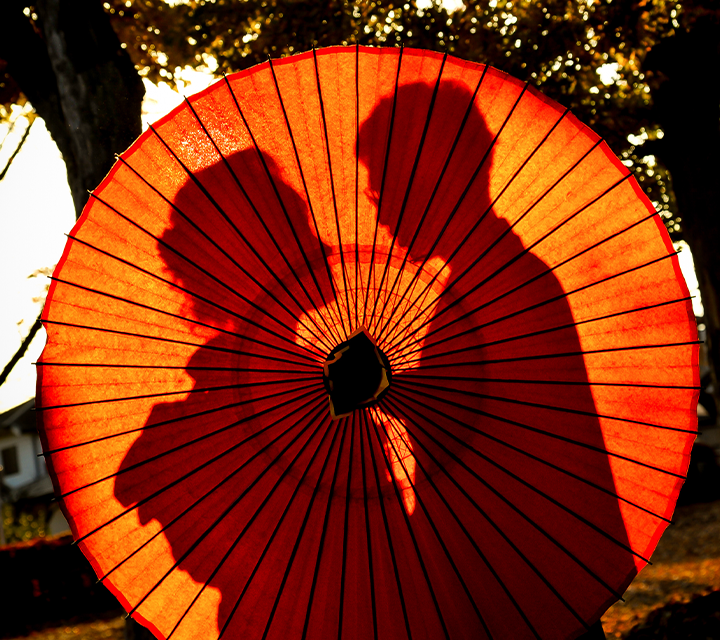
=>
[0,0,144,218]
[645,18,720,413]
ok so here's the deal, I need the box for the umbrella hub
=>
[322,328,391,419]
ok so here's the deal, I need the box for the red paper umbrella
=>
[36,46,698,640]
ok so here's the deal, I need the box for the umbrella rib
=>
[222,74,346,346]
[374,403,524,639]
[362,46,404,331]
[380,399,540,640]
[41,380,320,456]
[59,384,322,502]
[384,390,673,524]
[38,377,316,414]
[65,225,326,361]
[267,57,350,342]
[73,387,325,546]
[367,52,449,335]
[383,396,606,624]
[377,109,574,352]
[334,412,356,640]
[130,401,334,623]
[386,390,634,598]
[36,362,310,374]
[162,405,331,639]
[355,44,361,332]
[397,371,700,392]
[387,247,678,366]
[265,414,351,640]
[40,319,317,369]
[370,63,489,343]
[162,402,328,638]
[371,81,532,347]
[367,406,463,640]
[105,157,334,357]
[211,411,335,640]
[391,384,663,562]
[359,408,379,640]
[380,149,624,355]
[312,46,354,335]
[404,295,696,365]
[99,394,325,584]
[48,274,318,365]
[181,96,340,352]
[361,409,414,640]
[395,377,692,472]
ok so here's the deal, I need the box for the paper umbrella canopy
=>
[36,46,699,640]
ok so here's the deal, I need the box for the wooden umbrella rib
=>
[394,378,692,474]
[386,391,631,601]
[361,409,414,640]
[131,403,334,624]
[59,384,323,502]
[382,167,631,356]
[362,46,404,331]
[372,63,490,343]
[312,46,354,335]
[41,383,321,456]
[390,384,658,563]
[40,319,320,369]
[333,412,356,640]
[166,409,329,640]
[382,396,602,627]
[368,406,471,640]
[108,156,334,360]
[211,411,335,640]
[266,57,350,342]
[73,388,325,547]
[372,81,536,347]
[368,52,449,334]
[354,45,361,331]
[64,227,326,361]
[378,400,539,639]
[406,295,695,365]
[48,275,318,365]
[100,395,326,584]
[384,391,672,525]
[222,74,345,346]
[387,247,678,364]
[300,414,353,640]
[359,409,379,640]
[396,371,700,392]
[183,96,341,352]
[261,414,350,640]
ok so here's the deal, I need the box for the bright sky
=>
[0,65,704,413]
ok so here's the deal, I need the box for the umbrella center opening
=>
[322,328,391,419]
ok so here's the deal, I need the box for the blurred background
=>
[1,1,718,638]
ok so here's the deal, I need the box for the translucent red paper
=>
[37,47,698,640]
